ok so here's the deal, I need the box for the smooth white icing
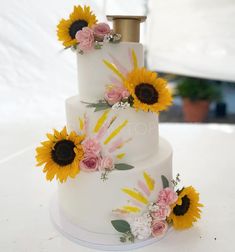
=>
[58,41,173,237]
[58,137,172,235]
[76,42,144,102]
[66,96,159,163]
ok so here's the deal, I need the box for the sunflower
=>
[36,127,85,183]
[169,186,203,230]
[123,68,172,113]
[57,5,97,47]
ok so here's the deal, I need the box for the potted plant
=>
[175,77,221,122]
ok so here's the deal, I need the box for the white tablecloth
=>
[1,123,235,252]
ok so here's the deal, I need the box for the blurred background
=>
[0,0,235,131]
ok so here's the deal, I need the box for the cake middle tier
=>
[66,96,159,163]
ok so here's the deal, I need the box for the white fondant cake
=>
[57,42,173,236]
[35,5,202,249]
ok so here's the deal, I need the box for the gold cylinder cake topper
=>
[107,15,147,42]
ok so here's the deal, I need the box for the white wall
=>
[147,0,235,82]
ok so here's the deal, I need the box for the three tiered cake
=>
[36,5,202,250]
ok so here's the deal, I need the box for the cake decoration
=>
[35,112,134,183]
[111,173,203,243]
[85,49,173,113]
[57,5,121,53]
[169,186,203,230]
[35,127,85,183]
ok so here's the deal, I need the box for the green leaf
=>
[111,220,131,233]
[86,102,110,112]
[94,106,110,112]
[161,175,169,188]
[115,163,134,170]
[86,103,99,108]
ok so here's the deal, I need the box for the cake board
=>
[50,194,172,251]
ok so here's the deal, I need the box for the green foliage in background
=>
[175,77,221,101]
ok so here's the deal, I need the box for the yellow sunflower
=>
[124,68,173,113]
[169,186,203,230]
[36,127,85,183]
[57,5,97,47]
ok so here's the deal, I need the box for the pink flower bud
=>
[92,23,111,41]
[80,153,101,172]
[151,220,168,237]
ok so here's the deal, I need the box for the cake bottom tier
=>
[57,137,172,235]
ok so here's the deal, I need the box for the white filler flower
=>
[130,213,152,240]
[112,101,130,110]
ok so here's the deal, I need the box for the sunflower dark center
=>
[52,140,76,166]
[173,195,190,216]
[69,20,88,39]
[135,83,158,105]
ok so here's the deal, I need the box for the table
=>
[1,123,235,252]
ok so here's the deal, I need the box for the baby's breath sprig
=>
[171,173,181,187]
[112,101,130,110]
[101,170,110,181]
[120,231,135,243]
[104,32,122,43]
[94,41,103,49]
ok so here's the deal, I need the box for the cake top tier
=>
[56,4,173,114]
[107,15,146,42]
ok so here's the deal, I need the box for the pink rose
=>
[104,87,123,105]
[151,220,168,237]
[151,205,171,221]
[76,27,94,52]
[157,187,178,206]
[82,138,101,154]
[80,153,101,172]
[121,89,130,99]
[92,23,111,41]
[100,156,114,171]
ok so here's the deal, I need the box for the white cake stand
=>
[50,194,171,251]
